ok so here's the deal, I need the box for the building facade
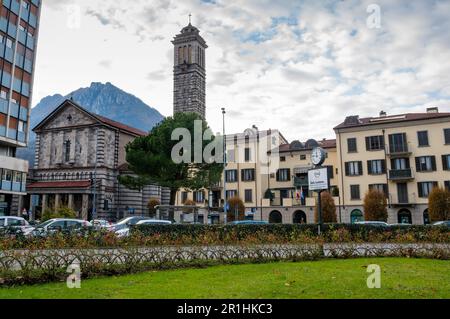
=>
[334,108,450,225]
[172,22,207,118]
[25,99,168,221]
[175,127,340,224]
[0,0,41,216]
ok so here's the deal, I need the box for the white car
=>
[90,219,113,230]
[26,218,92,236]
[0,216,34,233]
[115,219,172,238]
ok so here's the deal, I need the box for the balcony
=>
[390,194,416,207]
[388,169,414,181]
[387,144,411,157]
[293,176,308,188]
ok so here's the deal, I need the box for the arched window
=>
[423,209,430,225]
[269,211,282,224]
[65,140,71,162]
[293,211,307,224]
[188,45,192,64]
[197,46,200,64]
[351,209,364,224]
[178,47,183,64]
[398,209,412,224]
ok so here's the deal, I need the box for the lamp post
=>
[222,107,227,224]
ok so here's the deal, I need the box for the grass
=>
[0,258,449,299]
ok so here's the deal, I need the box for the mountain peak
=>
[17,83,165,165]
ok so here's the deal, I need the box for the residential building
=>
[261,138,340,224]
[334,108,450,225]
[24,99,169,221]
[0,0,41,216]
[175,127,340,224]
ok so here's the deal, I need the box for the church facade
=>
[23,99,169,221]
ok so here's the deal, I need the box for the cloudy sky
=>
[35,0,450,141]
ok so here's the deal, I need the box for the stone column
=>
[17,195,24,216]
[55,194,61,211]
[81,194,89,221]
[42,194,48,213]
[68,194,74,210]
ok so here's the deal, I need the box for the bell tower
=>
[172,19,207,118]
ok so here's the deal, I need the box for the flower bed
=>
[0,224,448,287]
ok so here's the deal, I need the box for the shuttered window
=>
[415,156,436,172]
[367,160,386,175]
[347,138,357,153]
[350,185,360,200]
[345,161,363,176]
[417,182,438,198]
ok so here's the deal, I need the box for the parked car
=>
[389,223,412,227]
[0,216,34,233]
[136,220,173,226]
[229,220,269,225]
[354,221,389,227]
[432,221,450,227]
[114,219,172,238]
[26,219,92,237]
[90,219,113,230]
[112,217,152,230]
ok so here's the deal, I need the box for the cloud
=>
[99,60,112,68]
[36,0,450,142]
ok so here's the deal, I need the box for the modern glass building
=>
[0,0,41,216]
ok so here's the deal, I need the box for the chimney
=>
[427,107,439,114]
[379,111,387,117]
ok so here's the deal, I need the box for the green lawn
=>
[1,258,449,299]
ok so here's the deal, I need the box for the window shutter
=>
[327,166,334,179]
[365,137,370,151]
[443,155,449,170]
[415,157,421,172]
[367,161,372,174]
[276,170,280,181]
[358,161,363,175]
[383,184,388,196]
[345,163,349,176]
[417,183,423,198]
[431,156,437,171]
[381,160,386,174]
[287,169,291,181]
[380,136,385,149]
[241,170,245,181]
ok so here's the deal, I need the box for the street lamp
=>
[222,108,227,224]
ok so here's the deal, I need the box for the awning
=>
[27,181,91,189]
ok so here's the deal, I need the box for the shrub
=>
[315,192,337,223]
[226,197,245,222]
[41,207,77,222]
[428,187,450,222]
[147,198,160,217]
[364,189,388,222]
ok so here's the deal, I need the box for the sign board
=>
[308,167,329,191]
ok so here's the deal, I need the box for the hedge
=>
[0,224,449,251]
